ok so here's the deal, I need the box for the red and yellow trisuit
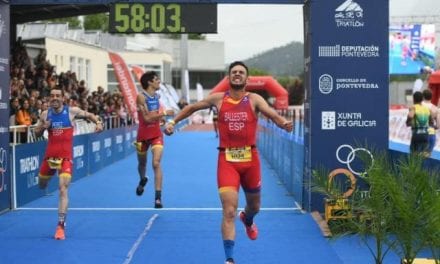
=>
[217,92,261,194]
[39,105,74,179]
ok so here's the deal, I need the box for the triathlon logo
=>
[336,144,373,176]
[319,74,333,94]
[0,147,7,192]
[322,111,336,130]
[335,0,364,28]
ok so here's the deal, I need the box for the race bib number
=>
[47,158,63,169]
[225,146,252,162]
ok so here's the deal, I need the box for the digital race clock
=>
[109,3,217,34]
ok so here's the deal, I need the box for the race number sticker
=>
[225,146,252,162]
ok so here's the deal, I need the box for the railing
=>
[9,115,135,145]
[258,105,305,207]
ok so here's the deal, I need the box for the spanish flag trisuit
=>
[39,105,73,177]
[217,92,261,194]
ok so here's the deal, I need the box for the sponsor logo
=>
[20,156,39,174]
[318,45,379,57]
[318,74,333,94]
[0,126,8,133]
[318,74,379,94]
[116,135,123,144]
[125,132,131,141]
[322,111,336,130]
[104,138,112,148]
[321,111,376,130]
[73,145,84,158]
[335,0,364,28]
[76,159,84,170]
[92,141,101,152]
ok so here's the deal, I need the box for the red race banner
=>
[108,52,138,122]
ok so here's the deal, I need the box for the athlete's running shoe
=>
[54,224,65,240]
[136,177,148,196]
[239,211,258,240]
[154,198,163,209]
[225,258,235,264]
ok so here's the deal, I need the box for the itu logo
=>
[335,0,364,28]
[319,74,333,94]
[336,144,374,176]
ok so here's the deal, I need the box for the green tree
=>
[46,17,81,29]
[248,67,269,76]
[83,13,109,32]
[164,34,206,40]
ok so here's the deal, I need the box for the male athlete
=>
[406,91,433,156]
[422,89,440,156]
[164,61,293,264]
[134,71,173,208]
[34,86,103,240]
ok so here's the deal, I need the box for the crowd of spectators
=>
[9,38,131,141]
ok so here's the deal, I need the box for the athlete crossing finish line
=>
[164,61,293,264]
[34,87,103,240]
[134,71,174,209]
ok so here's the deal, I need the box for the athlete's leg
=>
[218,152,240,263]
[137,146,148,180]
[242,192,261,227]
[220,190,239,262]
[55,160,72,240]
[239,150,261,240]
[38,160,54,189]
[58,172,71,223]
[151,143,164,208]
[136,141,148,196]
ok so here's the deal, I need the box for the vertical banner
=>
[0,3,10,212]
[305,0,389,211]
[108,52,138,122]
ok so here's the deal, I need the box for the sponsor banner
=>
[305,0,389,211]
[14,141,54,207]
[13,128,136,207]
[0,3,10,212]
[108,52,139,121]
[73,135,88,180]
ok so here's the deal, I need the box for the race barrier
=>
[11,125,137,208]
[258,117,305,207]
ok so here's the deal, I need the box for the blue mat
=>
[0,131,411,263]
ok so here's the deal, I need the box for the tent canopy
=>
[428,70,440,85]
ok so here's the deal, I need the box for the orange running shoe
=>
[239,211,258,240]
[54,224,65,240]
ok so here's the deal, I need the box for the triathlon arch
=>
[210,76,289,109]
[1,0,389,213]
